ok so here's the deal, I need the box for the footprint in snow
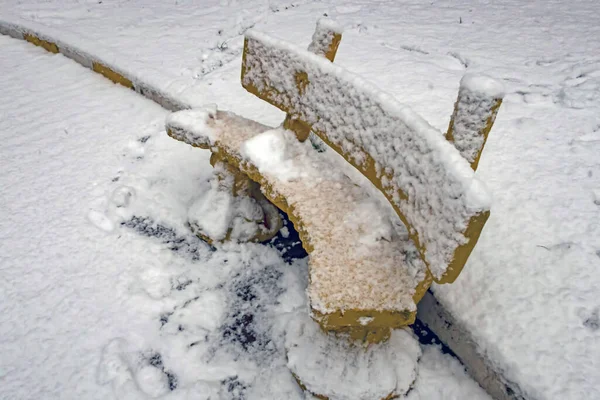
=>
[593,190,600,206]
[97,339,177,398]
[87,209,114,232]
[583,308,600,331]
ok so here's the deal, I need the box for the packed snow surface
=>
[1,0,600,399]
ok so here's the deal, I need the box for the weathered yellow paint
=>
[413,269,433,303]
[92,62,133,89]
[436,210,490,283]
[312,309,411,344]
[23,33,59,54]
[320,32,342,62]
[20,32,136,93]
[446,98,503,171]
[282,117,311,142]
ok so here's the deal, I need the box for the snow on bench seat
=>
[241,31,492,283]
[166,108,431,341]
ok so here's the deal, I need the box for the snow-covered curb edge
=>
[417,292,528,400]
[0,18,527,400]
[0,17,189,112]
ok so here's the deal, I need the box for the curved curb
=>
[0,18,188,112]
[417,292,527,400]
[0,18,525,400]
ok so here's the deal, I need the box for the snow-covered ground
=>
[1,1,599,399]
[0,30,491,400]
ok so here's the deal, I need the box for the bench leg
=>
[187,153,282,244]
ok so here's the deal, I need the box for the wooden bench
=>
[166,19,503,344]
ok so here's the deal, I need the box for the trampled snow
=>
[1,0,600,399]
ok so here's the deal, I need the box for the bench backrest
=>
[241,27,502,283]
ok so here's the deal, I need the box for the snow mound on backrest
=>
[460,74,505,98]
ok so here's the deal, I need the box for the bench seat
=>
[167,107,431,342]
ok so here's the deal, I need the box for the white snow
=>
[1,0,600,399]
[241,129,306,181]
[186,162,269,243]
[406,345,492,400]
[0,34,171,399]
[460,73,505,98]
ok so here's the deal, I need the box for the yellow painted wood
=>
[92,62,133,89]
[23,33,59,54]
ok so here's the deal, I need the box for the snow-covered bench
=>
[166,20,503,345]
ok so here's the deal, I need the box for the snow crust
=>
[0,35,173,400]
[406,345,492,400]
[187,163,266,242]
[243,30,491,279]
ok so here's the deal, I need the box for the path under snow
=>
[0,31,491,400]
